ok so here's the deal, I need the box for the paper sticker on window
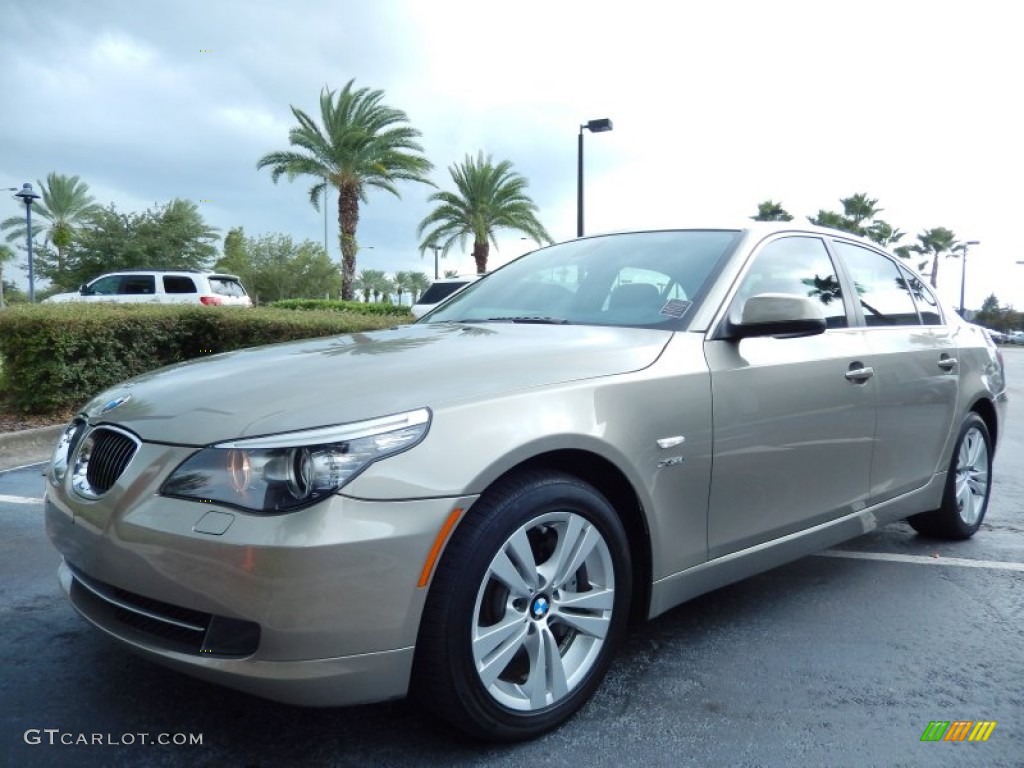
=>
[660,299,692,318]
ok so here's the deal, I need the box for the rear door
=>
[829,239,959,504]
[162,275,199,304]
[116,274,157,302]
[704,234,876,557]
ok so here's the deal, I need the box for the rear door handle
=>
[938,357,958,372]
[845,365,874,383]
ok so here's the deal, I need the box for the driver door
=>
[704,235,876,557]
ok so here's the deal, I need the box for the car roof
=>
[92,270,243,280]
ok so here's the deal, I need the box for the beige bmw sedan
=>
[45,224,1007,741]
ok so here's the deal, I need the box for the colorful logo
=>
[920,721,997,742]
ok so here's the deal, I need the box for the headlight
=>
[160,408,430,513]
[49,420,86,486]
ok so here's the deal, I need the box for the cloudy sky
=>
[3,0,1022,309]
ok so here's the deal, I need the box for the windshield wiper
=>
[475,316,571,325]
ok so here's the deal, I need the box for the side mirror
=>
[726,293,827,339]
[79,283,90,295]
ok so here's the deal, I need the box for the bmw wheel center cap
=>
[530,595,550,619]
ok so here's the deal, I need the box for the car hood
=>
[44,292,81,303]
[82,323,672,445]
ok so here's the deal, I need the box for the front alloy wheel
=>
[412,470,632,741]
[472,510,616,712]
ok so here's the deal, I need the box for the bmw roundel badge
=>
[99,394,132,414]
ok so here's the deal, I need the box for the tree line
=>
[973,294,1022,332]
[0,174,429,306]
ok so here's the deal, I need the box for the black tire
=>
[907,412,992,540]
[411,470,632,742]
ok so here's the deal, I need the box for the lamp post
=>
[577,117,613,238]
[12,183,41,303]
[959,239,980,318]
[431,244,440,280]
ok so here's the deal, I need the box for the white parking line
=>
[0,494,43,505]
[819,549,1024,573]
[0,461,47,474]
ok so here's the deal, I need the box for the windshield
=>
[424,230,740,328]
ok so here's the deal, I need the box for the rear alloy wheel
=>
[412,470,631,741]
[907,412,992,540]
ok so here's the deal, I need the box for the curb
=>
[0,425,63,471]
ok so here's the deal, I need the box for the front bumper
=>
[45,444,476,706]
[57,560,416,707]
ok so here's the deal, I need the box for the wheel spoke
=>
[522,625,569,708]
[549,519,601,589]
[555,586,615,612]
[473,611,527,661]
[959,483,976,524]
[474,617,529,688]
[554,610,611,640]
[489,548,535,598]
[505,527,540,591]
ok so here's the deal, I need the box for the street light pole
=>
[432,245,440,280]
[576,118,613,238]
[959,239,980,318]
[13,183,41,303]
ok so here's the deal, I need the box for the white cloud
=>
[1,0,1022,307]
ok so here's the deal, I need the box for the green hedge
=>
[0,304,408,414]
[270,298,414,317]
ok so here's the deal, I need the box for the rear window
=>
[417,281,470,305]
[209,277,247,297]
[163,276,197,293]
[120,275,155,295]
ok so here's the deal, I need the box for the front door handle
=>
[845,364,874,383]
[938,356,958,372]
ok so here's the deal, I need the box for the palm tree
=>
[443,269,460,278]
[750,200,793,221]
[374,274,395,303]
[355,269,385,302]
[393,270,414,305]
[808,209,855,233]
[256,80,433,300]
[417,152,554,275]
[840,193,881,231]
[407,271,430,301]
[910,227,959,288]
[866,220,905,247]
[0,243,14,308]
[0,172,102,278]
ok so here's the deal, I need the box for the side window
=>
[120,275,156,295]
[833,241,920,327]
[735,236,847,328]
[164,276,197,294]
[87,276,122,295]
[897,265,942,324]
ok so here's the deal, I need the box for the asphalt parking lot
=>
[1,350,1021,768]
